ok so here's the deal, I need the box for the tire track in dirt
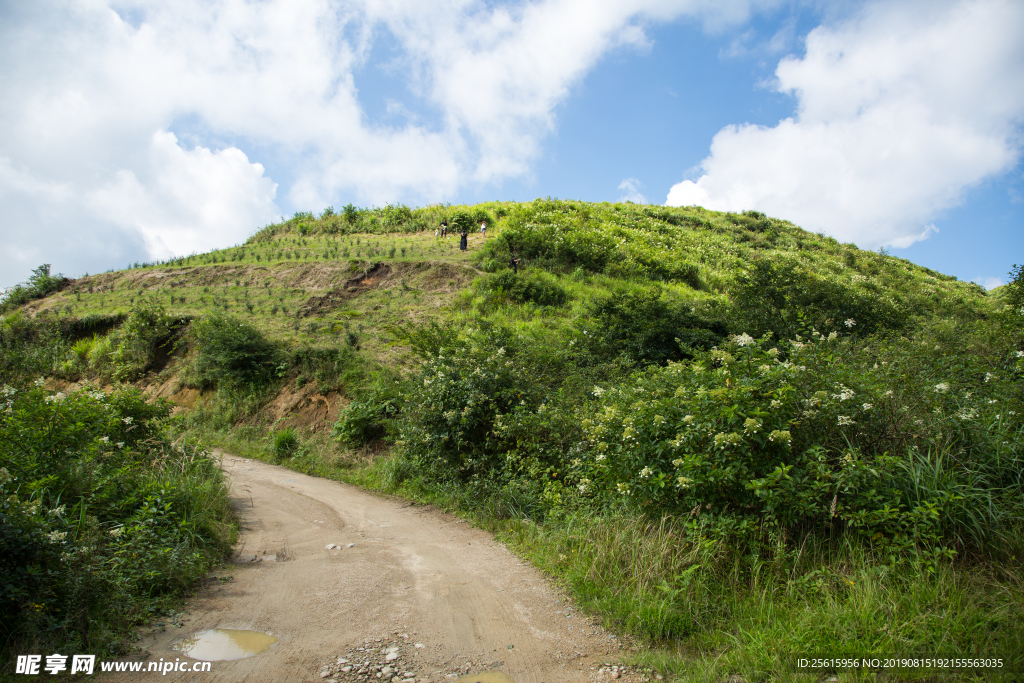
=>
[105,454,639,683]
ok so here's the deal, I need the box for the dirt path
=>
[110,454,639,683]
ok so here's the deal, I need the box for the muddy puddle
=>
[454,672,515,683]
[174,629,278,661]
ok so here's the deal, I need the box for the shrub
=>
[106,302,181,381]
[734,259,907,341]
[567,325,1023,554]
[273,427,299,459]
[189,314,280,389]
[0,383,231,659]
[332,373,403,448]
[585,287,726,366]
[449,210,475,234]
[291,345,364,392]
[480,270,568,307]
[397,324,587,499]
[333,399,393,447]
[0,264,70,311]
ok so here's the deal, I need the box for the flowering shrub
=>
[0,383,231,656]
[397,325,584,508]
[568,326,1022,552]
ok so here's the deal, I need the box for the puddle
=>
[455,672,515,683]
[174,629,278,661]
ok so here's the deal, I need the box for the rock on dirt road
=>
[105,454,641,683]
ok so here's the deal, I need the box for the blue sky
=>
[1,0,1022,291]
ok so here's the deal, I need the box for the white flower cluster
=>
[733,333,755,347]
[832,384,855,402]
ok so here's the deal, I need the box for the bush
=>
[567,325,1023,554]
[273,427,299,459]
[0,264,70,311]
[397,325,587,501]
[189,314,280,389]
[0,383,231,660]
[106,302,182,381]
[0,313,68,386]
[585,287,726,366]
[290,345,364,392]
[449,210,475,234]
[734,259,907,341]
[332,372,403,448]
[480,270,567,307]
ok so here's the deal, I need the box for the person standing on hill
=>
[459,228,468,251]
[510,254,520,273]
[440,218,448,238]
[480,220,486,238]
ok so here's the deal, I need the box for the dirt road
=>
[113,454,636,683]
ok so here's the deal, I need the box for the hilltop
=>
[15,199,995,350]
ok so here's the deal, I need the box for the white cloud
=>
[618,178,648,203]
[975,276,1004,291]
[1,0,776,287]
[87,131,279,258]
[667,0,1024,249]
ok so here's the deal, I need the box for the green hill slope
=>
[3,199,1022,681]
[15,199,995,349]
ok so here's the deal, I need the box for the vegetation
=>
[0,265,70,312]
[0,382,232,664]
[3,198,1020,680]
[187,313,281,390]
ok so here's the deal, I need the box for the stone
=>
[386,653,399,661]
[415,643,425,649]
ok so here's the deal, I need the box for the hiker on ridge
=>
[459,228,468,251]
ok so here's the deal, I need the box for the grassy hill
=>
[3,199,1022,681]
[17,199,993,355]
